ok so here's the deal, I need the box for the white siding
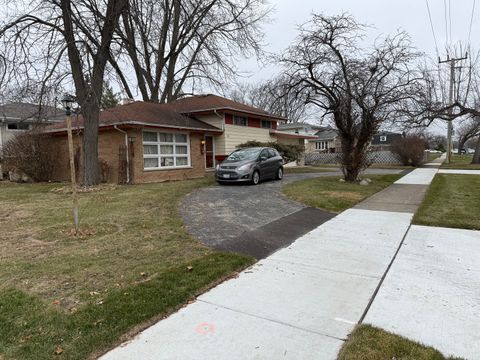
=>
[224,124,276,153]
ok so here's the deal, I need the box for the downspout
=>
[113,125,130,184]
[213,109,224,130]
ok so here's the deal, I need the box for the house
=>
[306,127,342,154]
[0,102,64,179]
[45,95,314,184]
[371,131,403,151]
[0,102,63,147]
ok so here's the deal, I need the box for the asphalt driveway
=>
[180,169,403,258]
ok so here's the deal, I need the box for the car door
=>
[267,148,280,176]
[258,149,272,179]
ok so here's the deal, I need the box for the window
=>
[315,141,328,151]
[267,149,277,158]
[7,122,30,131]
[143,131,190,169]
[233,115,247,126]
[261,120,272,129]
[380,135,387,142]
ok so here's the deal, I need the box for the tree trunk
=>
[458,139,466,155]
[472,136,480,164]
[82,101,101,185]
[340,137,363,182]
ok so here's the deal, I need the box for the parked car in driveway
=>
[216,147,284,185]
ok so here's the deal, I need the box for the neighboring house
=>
[45,95,314,184]
[306,127,342,154]
[371,131,403,151]
[0,102,64,179]
[0,102,63,148]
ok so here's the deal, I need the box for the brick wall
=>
[48,127,207,184]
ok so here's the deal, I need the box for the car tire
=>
[252,170,260,185]
[276,167,283,180]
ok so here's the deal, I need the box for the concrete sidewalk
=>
[100,167,441,360]
[365,225,480,359]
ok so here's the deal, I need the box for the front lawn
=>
[442,154,480,170]
[413,174,480,230]
[0,180,253,359]
[283,174,402,213]
[338,325,463,360]
[284,166,339,174]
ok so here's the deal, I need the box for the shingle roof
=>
[0,102,64,122]
[45,101,223,133]
[167,94,287,121]
[315,127,338,141]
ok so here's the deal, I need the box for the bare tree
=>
[228,76,311,122]
[1,0,128,185]
[280,14,422,181]
[456,118,480,154]
[110,0,268,103]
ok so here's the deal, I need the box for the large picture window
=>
[143,131,190,169]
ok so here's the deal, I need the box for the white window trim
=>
[315,141,328,150]
[233,115,248,126]
[143,130,191,170]
[380,135,387,142]
[6,122,31,132]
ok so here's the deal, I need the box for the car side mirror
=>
[260,155,267,161]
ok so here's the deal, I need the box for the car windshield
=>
[226,148,262,162]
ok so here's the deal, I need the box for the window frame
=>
[233,115,248,126]
[315,141,328,151]
[261,120,272,129]
[142,130,191,170]
[6,122,31,131]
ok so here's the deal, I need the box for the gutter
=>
[113,125,130,184]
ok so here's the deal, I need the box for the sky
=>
[240,0,480,82]
[236,0,480,131]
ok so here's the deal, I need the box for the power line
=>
[425,0,440,56]
[444,0,449,47]
[468,0,477,45]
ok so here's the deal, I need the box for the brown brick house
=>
[46,95,313,184]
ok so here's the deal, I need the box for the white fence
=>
[305,151,402,165]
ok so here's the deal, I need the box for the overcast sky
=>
[240,0,479,82]
[237,0,478,131]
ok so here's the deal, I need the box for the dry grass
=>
[0,180,254,359]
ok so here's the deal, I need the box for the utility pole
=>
[439,53,468,164]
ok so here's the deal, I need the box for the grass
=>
[441,154,480,170]
[0,180,253,359]
[284,166,339,174]
[413,174,480,230]
[283,174,402,213]
[338,325,463,360]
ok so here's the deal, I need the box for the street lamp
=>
[61,94,79,233]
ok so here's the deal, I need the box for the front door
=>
[205,135,215,169]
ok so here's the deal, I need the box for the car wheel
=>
[276,167,283,180]
[252,171,260,185]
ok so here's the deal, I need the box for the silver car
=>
[215,147,284,185]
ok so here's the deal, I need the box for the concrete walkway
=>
[365,225,480,360]
[438,169,480,175]
[101,167,433,360]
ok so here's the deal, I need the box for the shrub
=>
[0,131,58,182]
[236,140,304,163]
[391,135,427,166]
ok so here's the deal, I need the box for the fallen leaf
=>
[52,300,61,306]
[54,346,63,355]
[187,266,193,271]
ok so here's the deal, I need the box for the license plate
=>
[222,174,230,179]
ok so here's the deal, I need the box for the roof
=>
[45,101,223,133]
[0,102,64,122]
[270,130,318,140]
[314,127,338,141]
[168,94,288,122]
